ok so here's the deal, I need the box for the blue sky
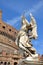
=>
[0,0,43,55]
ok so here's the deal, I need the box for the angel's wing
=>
[30,13,37,26]
[22,15,29,25]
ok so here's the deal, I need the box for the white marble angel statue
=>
[15,13,38,58]
[30,13,38,39]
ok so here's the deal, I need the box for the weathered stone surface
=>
[0,11,21,65]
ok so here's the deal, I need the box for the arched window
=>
[14,62,17,65]
[1,61,3,64]
[9,29,11,31]
[4,62,7,65]
[2,26,5,29]
[8,62,10,65]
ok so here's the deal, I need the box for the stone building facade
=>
[0,10,22,65]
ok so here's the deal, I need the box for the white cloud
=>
[6,16,21,26]
[25,0,43,16]
[6,0,43,26]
